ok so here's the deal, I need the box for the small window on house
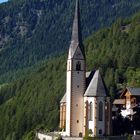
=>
[76,61,81,71]
[134,99,136,103]
[99,101,103,121]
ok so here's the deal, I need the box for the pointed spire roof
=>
[84,70,108,97]
[71,0,82,44]
[68,0,85,59]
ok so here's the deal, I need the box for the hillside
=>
[0,11,140,139]
[0,0,140,78]
[85,13,140,96]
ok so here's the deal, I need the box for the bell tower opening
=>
[76,61,81,71]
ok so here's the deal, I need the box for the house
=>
[113,87,140,118]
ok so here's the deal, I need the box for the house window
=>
[99,101,103,121]
[89,102,93,121]
[133,99,136,103]
[76,61,81,71]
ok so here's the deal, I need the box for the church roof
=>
[68,0,85,59]
[86,71,91,78]
[60,93,66,103]
[84,70,107,97]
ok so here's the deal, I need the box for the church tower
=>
[66,0,86,137]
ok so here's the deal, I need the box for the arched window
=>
[99,101,103,121]
[76,61,81,71]
[89,102,93,121]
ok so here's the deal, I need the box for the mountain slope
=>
[0,0,140,77]
[0,11,140,139]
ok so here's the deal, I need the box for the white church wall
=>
[66,57,85,136]
[66,70,72,136]
[85,97,106,136]
[66,72,71,136]
[70,70,85,136]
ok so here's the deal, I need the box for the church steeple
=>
[68,0,85,59]
[66,1,86,137]
[71,0,82,44]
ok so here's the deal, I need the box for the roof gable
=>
[127,87,140,96]
[120,87,140,97]
[84,70,107,97]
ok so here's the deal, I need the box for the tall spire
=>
[68,0,85,59]
[71,0,82,43]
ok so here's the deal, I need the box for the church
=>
[59,0,112,137]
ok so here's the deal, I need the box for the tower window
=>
[76,61,81,71]
[89,102,93,121]
[99,129,102,135]
[99,101,103,121]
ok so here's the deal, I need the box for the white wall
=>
[37,133,54,140]
[66,47,86,137]
[85,97,106,136]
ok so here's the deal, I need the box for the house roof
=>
[127,87,140,96]
[120,87,140,97]
[113,99,125,105]
[60,94,66,103]
[84,70,107,97]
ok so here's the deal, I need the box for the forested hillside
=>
[0,0,140,79]
[0,10,140,139]
[85,13,140,97]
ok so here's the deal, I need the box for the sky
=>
[0,0,8,3]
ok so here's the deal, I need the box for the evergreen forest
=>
[0,0,140,78]
[0,0,140,139]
